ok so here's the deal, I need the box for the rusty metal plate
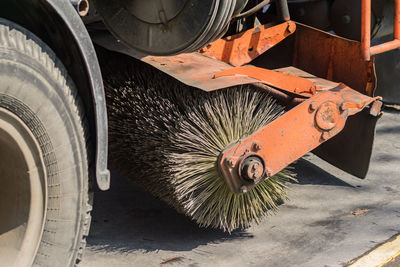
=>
[93,31,342,94]
[92,32,260,91]
[293,23,377,96]
[199,21,296,67]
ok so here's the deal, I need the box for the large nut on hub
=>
[315,101,340,131]
[240,156,265,183]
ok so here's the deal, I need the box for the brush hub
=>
[240,156,265,183]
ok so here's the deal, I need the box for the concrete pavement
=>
[82,109,400,267]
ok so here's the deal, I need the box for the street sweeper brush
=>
[102,55,295,232]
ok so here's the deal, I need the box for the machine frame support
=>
[199,21,296,67]
[218,84,381,194]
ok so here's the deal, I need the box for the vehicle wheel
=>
[0,18,91,267]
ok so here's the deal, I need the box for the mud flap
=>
[313,108,381,178]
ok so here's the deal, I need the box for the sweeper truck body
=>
[0,0,398,266]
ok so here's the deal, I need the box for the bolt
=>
[265,168,272,178]
[253,142,261,151]
[309,101,318,111]
[250,162,262,179]
[287,22,296,34]
[322,131,330,140]
[340,103,348,112]
[252,162,260,170]
[240,186,248,193]
[72,0,90,17]
[240,156,265,182]
[225,157,235,168]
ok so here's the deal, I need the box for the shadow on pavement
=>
[87,157,352,253]
[88,170,253,253]
[292,157,355,187]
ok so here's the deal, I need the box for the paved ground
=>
[82,109,400,267]
[386,253,400,267]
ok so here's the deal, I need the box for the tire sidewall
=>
[0,20,89,267]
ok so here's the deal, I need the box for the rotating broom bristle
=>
[102,53,296,232]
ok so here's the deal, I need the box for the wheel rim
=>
[0,107,47,267]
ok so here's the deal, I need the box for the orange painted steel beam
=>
[362,0,400,60]
[370,39,400,55]
[218,84,381,194]
[200,21,296,67]
[214,66,317,96]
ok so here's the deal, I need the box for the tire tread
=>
[0,18,92,266]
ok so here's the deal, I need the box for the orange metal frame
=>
[211,18,385,193]
[362,0,400,60]
[218,84,381,194]
[199,21,296,67]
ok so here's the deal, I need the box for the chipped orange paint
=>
[199,21,296,66]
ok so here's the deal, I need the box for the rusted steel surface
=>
[93,26,383,183]
[293,24,376,96]
[214,66,317,97]
[92,32,261,91]
[93,31,322,93]
[218,85,382,194]
[362,0,400,60]
[199,21,296,67]
[141,53,262,91]
[93,24,375,96]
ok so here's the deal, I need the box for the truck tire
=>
[0,18,91,267]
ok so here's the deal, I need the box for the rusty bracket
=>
[200,21,296,67]
[218,84,382,194]
[214,66,317,97]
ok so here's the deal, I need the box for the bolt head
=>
[240,186,248,193]
[265,168,273,178]
[315,101,340,131]
[247,162,263,179]
[240,156,265,182]
[287,22,296,33]
[253,142,261,151]
[225,157,235,168]
[309,101,318,111]
[340,103,348,112]
[322,131,330,140]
